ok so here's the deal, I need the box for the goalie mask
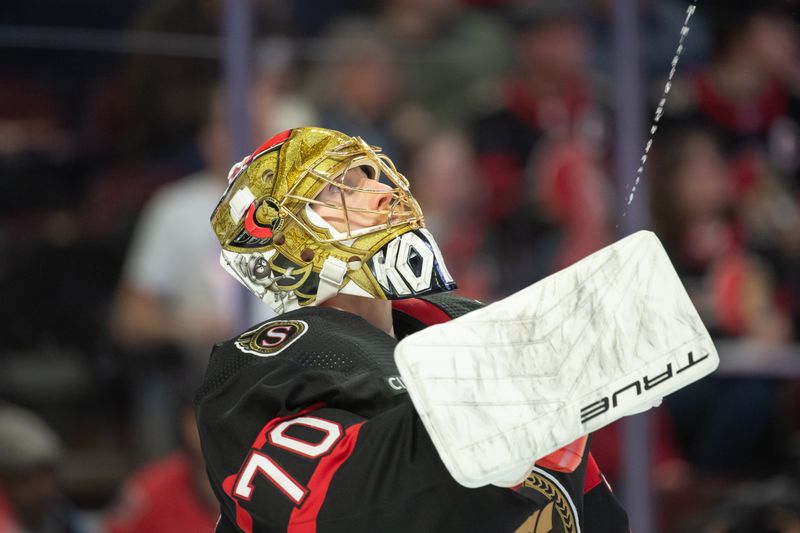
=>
[211,127,456,314]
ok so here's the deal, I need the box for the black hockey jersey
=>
[196,293,629,533]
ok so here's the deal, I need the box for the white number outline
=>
[233,415,344,506]
[269,416,343,458]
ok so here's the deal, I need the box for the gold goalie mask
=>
[211,127,456,314]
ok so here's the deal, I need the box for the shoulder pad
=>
[196,307,400,404]
[392,293,484,339]
[417,292,484,319]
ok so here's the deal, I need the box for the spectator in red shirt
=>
[650,126,787,474]
[665,2,800,182]
[662,1,800,338]
[104,404,218,533]
[472,1,611,297]
[473,1,606,224]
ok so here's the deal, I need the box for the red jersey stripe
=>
[222,474,254,533]
[253,403,324,449]
[392,298,451,327]
[220,404,326,532]
[583,453,603,493]
[287,423,364,533]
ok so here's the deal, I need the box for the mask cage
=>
[282,137,424,243]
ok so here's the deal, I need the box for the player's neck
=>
[320,294,395,338]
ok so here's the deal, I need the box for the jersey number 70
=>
[233,416,343,505]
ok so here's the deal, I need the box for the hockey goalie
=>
[195,127,717,532]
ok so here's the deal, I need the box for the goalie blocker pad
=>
[394,231,718,488]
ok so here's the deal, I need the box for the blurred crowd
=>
[2,0,800,531]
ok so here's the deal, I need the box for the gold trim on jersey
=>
[517,469,578,533]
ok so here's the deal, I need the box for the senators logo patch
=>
[515,468,579,533]
[235,320,308,357]
[514,502,555,533]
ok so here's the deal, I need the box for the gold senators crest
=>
[514,468,578,533]
[235,320,308,357]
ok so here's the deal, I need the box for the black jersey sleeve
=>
[581,455,629,533]
[197,304,628,533]
[197,360,534,532]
